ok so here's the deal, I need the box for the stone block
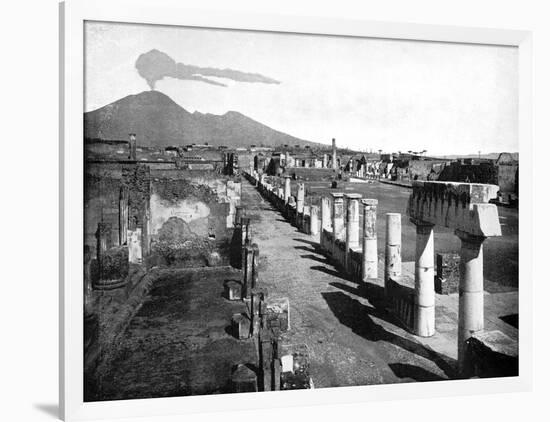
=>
[231,364,258,393]
[435,253,460,294]
[224,281,242,301]
[280,344,312,390]
[464,330,518,378]
[265,297,290,332]
[231,313,251,340]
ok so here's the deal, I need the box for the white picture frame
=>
[60,1,533,420]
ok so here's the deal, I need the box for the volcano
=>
[84,91,320,148]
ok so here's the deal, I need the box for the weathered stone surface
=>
[435,252,460,294]
[224,281,242,301]
[407,181,501,237]
[231,364,258,393]
[231,313,251,340]
[265,297,290,332]
[280,344,312,390]
[464,330,518,378]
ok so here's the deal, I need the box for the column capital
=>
[409,217,435,228]
[331,192,345,201]
[361,198,378,206]
[344,193,362,200]
[455,229,487,244]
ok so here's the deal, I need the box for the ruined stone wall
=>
[148,171,241,268]
[85,165,124,254]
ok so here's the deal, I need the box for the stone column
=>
[332,138,337,170]
[235,206,244,226]
[385,213,402,294]
[344,194,362,271]
[310,205,319,236]
[361,199,378,281]
[323,154,328,168]
[128,133,137,160]
[321,196,331,231]
[251,243,260,290]
[284,176,291,204]
[243,244,254,299]
[456,230,486,373]
[285,151,291,167]
[96,222,112,267]
[119,185,129,245]
[296,183,305,216]
[412,219,435,337]
[331,193,345,259]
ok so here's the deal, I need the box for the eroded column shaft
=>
[310,205,319,236]
[119,185,129,245]
[321,196,331,231]
[345,194,362,270]
[361,199,378,281]
[457,231,485,373]
[385,213,402,293]
[414,221,435,337]
[296,183,305,215]
[284,176,291,204]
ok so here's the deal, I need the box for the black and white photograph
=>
[81,19,521,402]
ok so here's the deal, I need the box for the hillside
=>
[84,90,321,148]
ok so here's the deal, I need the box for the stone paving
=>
[241,180,518,387]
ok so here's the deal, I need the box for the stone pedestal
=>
[385,213,402,295]
[361,199,378,281]
[457,230,486,373]
[344,194,362,271]
[412,220,435,337]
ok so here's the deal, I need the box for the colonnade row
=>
[245,171,506,374]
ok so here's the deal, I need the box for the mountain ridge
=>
[84,90,321,149]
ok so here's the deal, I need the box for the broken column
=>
[310,205,319,236]
[331,193,345,257]
[411,218,435,337]
[384,213,402,295]
[332,138,337,170]
[323,154,328,168]
[284,176,292,204]
[344,193,362,271]
[361,199,378,281]
[119,185,129,245]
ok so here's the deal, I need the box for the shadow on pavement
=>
[388,363,445,382]
[321,290,456,379]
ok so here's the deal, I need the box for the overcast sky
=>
[85,21,518,156]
